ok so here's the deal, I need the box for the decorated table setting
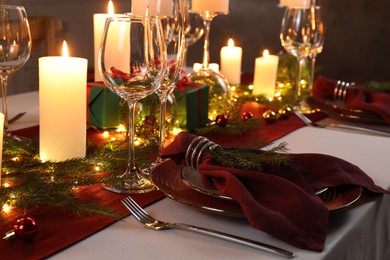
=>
[1,0,390,259]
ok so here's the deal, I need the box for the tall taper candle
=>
[39,41,88,162]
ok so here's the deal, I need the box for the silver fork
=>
[121,196,295,259]
[333,80,355,108]
[294,109,390,137]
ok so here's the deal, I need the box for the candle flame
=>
[263,49,269,57]
[62,40,69,57]
[228,38,235,47]
[108,0,115,14]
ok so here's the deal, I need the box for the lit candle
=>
[93,0,118,82]
[279,0,310,8]
[9,40,19,59]
[39,41,88,162]
[253,50,279,98]
[132,0,173,16]
[0,113,3,185]
[191,0,229,13]
[193,62,219,73]
[220,38,242,85]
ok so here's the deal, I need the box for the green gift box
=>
[173,83,209,131]
[87,82,122,128]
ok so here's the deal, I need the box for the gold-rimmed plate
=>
[180,166,329,200]
[152,160,363,216]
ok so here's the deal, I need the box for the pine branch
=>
[209,142,297,171]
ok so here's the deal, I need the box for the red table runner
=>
[0,110,325,259]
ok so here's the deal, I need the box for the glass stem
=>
[159,93,168,155]
[127,101,137,170]
[201,18,212,70]
[295,58,305,102]
[183,45,189,71]
[309,54,317,91]
[0,75,9,131]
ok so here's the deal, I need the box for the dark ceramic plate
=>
[152,160,363,216]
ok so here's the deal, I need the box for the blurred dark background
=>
[187,0,390,83]
[3,0,390,94]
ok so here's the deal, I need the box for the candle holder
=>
[187,10,230,120]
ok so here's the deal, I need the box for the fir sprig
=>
[209,142,297,171]
[0,135,158,224]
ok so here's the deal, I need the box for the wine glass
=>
[187,2,230,119]
[183,0,204,69]
[99,15,167,194]
[0,5,31,135]
[308,0,327,90]
[280,2,324,112]
[138,0,186,173]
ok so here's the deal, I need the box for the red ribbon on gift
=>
[175,77,205,127]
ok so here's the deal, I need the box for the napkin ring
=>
[184,136,219,170]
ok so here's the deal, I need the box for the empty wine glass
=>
[187,2,230,119]
[135,0,186,173]
[99,15,167,194]
[183,0,204,69]
[0,5,31,136]
[308,0,327,90]
[280,2,324,112]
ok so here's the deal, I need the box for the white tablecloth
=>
[6,92,390,259]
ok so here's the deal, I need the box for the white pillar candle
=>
[193,62,219,73]
[39,41,88,162]
[279,0,310,8]
[220,38,242,85]
[132,0,173,17]
[191,0,229,13]
[252,50,279,98]
[93,0,117,82]
[0,113,3,185]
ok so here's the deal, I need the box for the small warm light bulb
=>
[108,0,115,14]
[103,131,110,138]
[172,128,182,136]
[248,85,254,90]
[263,49,269,57]
[228,38,234,47]
[95,165,102,172]
[3,182,10,188]
[62,40,69,57]
[116,124,126,133]
[2,203,11,213]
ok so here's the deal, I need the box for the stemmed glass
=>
[183,0,204,69]
[142,0,186,173]
[308,0,327,90]
[0,5,31,136]
[99,15,167,194]
[187,4,230,118]
[280,2,324,112]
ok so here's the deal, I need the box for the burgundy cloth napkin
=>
[161,132,389,252]
[312,76,390,125]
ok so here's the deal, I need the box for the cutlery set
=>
[121,196,295,259]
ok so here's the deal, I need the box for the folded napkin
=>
[161,132,389,252]
[312,76,390,125]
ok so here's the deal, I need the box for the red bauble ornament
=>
[241,111,254,121]
[215,114,229,127]
[14,216,38,241]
